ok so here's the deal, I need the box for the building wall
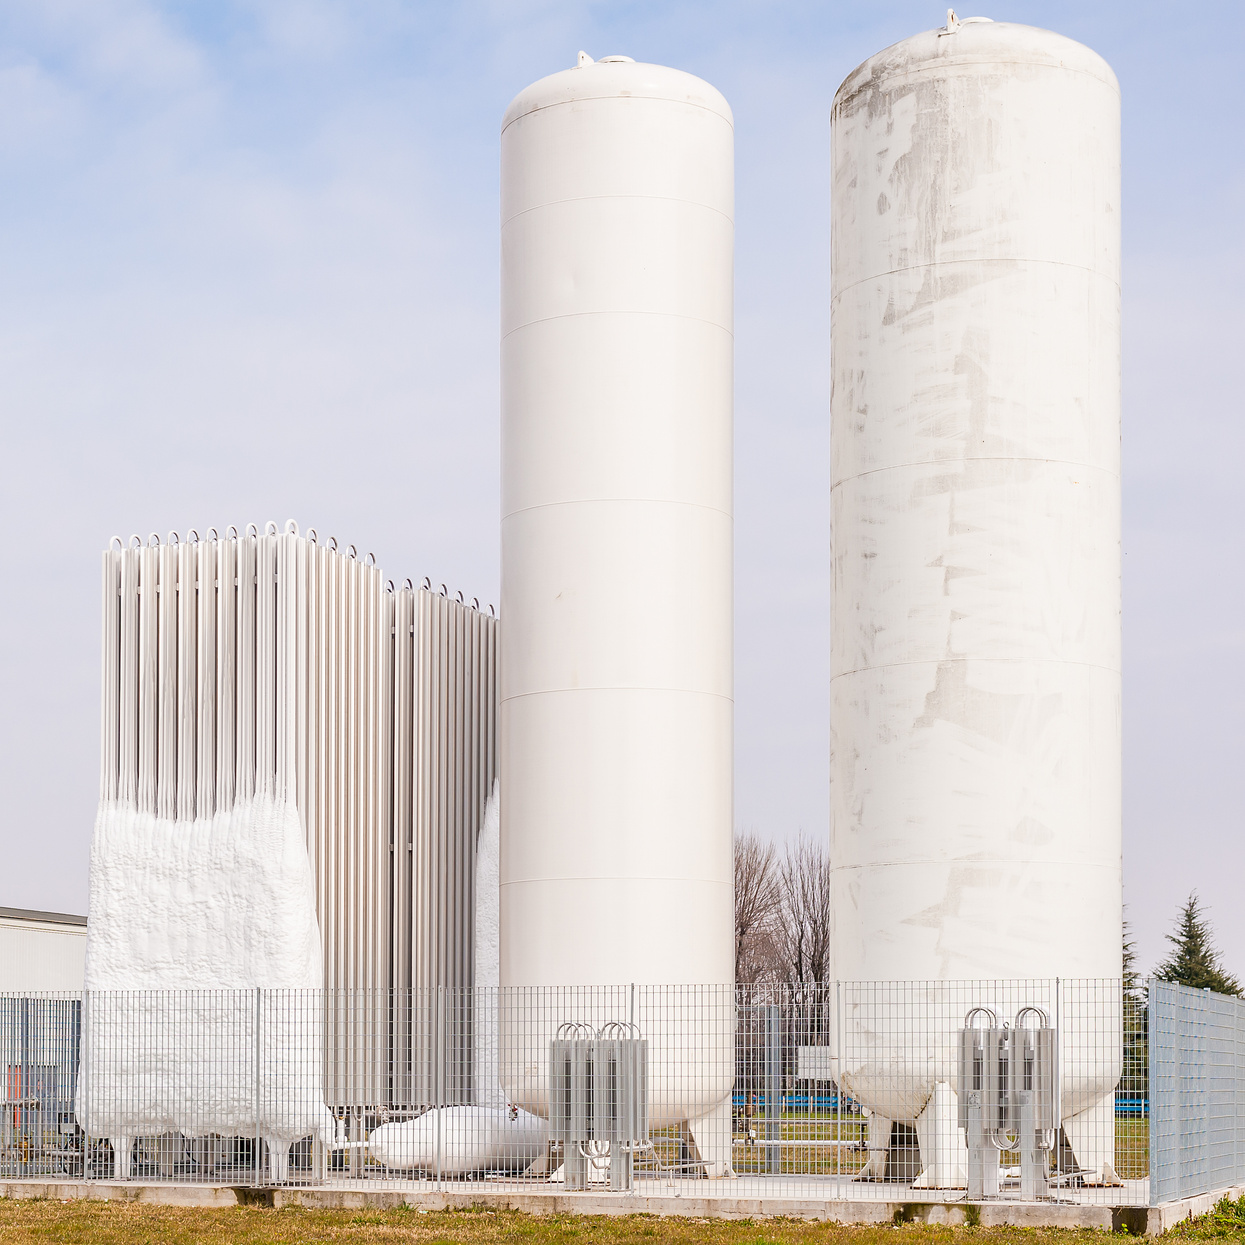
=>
[0,908,87,992]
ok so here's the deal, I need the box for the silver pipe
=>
[175,537,197,822]
[215,532,237,812]
[196,537,217,820]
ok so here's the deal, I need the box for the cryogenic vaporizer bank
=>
[829,14,1123,1184]
[86,526,499,1176]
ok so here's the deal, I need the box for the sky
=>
[0,0,1241,977]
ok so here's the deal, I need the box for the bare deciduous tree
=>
[735,831,833,986]
[776,836,832,986]
[734,831,781,984]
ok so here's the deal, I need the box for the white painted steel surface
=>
[829,17,1122,1167]
[0,910,87,992]
[499,54,735,1144]
[500,54,735,992]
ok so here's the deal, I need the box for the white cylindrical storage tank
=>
[830,17,1121,1180]
[499,54,734,1135]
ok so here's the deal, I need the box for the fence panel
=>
[1149,979,1245,1204]
[0,981,1156,1204]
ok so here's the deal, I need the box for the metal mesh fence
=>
[0,980,1180,1206]
[1149,980,1245,1203]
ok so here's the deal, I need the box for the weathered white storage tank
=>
[499,53,735,1154]
[829,15,1122,1181]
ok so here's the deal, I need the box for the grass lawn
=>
[2,1200,1245,1244]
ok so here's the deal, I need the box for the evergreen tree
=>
[1120,915,1148,1095]
[1154,892,1242,997]
[1122,916,1141,1000]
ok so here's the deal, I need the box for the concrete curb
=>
[3,1179,1243,1233]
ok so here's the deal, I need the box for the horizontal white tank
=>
[499,53,735,1143]
[829,17,1122,1178]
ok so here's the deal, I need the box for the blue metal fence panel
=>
[1150,979,1245,1204]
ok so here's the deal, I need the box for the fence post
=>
[79,990,89,1180]
[1147,981,1155,1205]
[1238,993,1244,1197]
[435,984,444,1192]
[835,981,843,1173]
[765,1002,781,1175]
[1053,977,1063,1186]
[1237,993,1245,1193]
[254,986,262,1187]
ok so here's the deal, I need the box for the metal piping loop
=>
[963,1006,998,1029]
[598,1020,642,1040]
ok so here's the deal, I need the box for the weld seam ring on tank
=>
[835,62,1119,100]
[831,34,1119,105]
[501,497,733,521]
[500,878,734,887]
[502,96,733,134]
[832,258,1119,301]
[830,460,1119,487]
[831,658,1122,681]
[502,311,733,340]
[830,861,1121,872]
[503,688,733,702]
[503,196,734,227]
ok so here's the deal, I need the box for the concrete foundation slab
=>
[3,1178,1242,1233]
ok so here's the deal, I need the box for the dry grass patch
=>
[0,1201,1141,1245]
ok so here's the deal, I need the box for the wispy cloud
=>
[0,1,1241,978]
